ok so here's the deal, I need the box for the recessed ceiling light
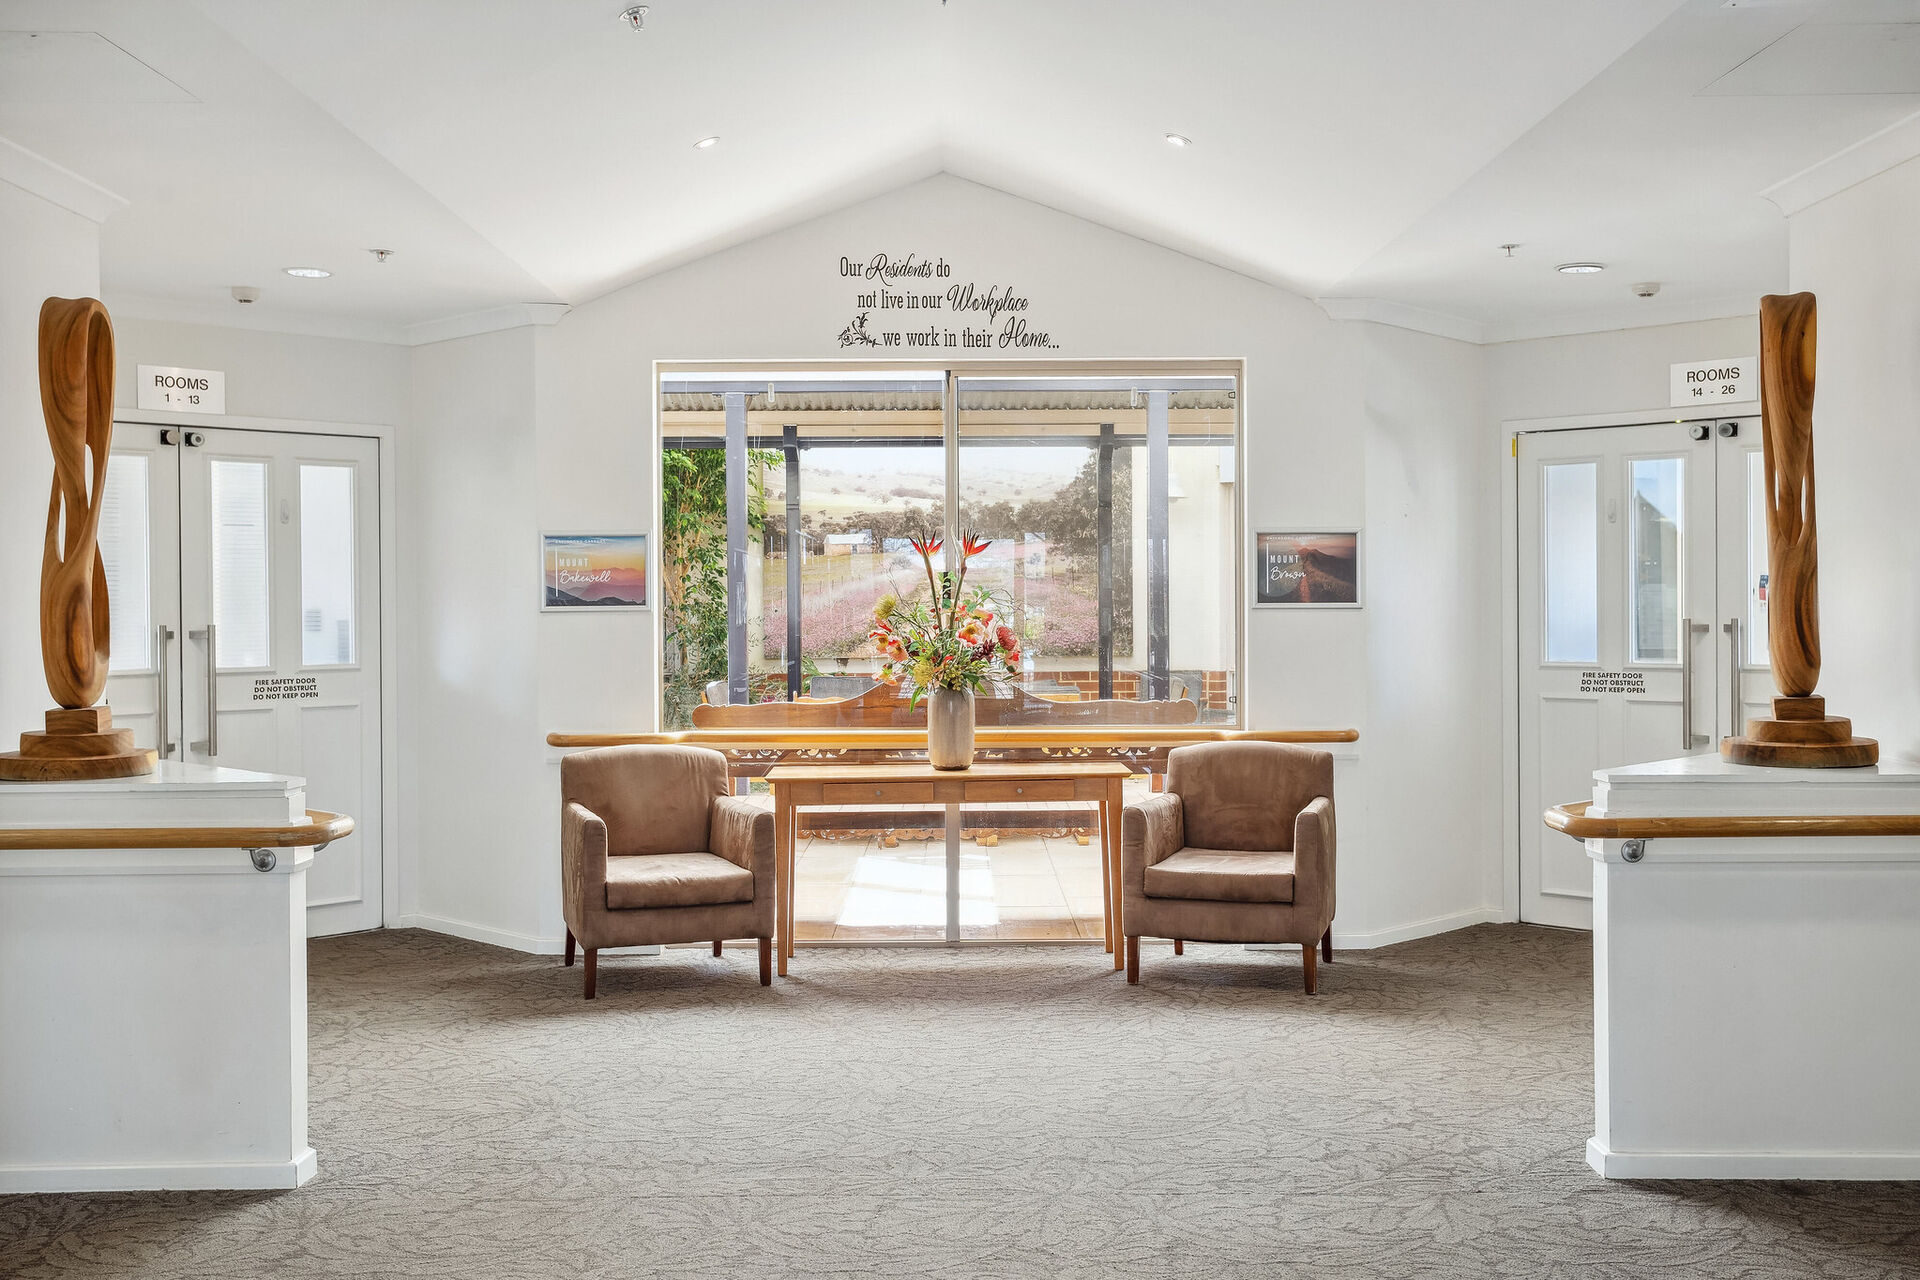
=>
[693,135,720,150]
[1556,262,1605,274]
[283,266,331,278]
[1164,132,1193,148]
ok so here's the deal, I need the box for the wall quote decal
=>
[835,252,1061,351]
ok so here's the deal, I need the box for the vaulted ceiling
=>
[4,0,1919,343]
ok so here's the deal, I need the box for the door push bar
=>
[188,624,218,756]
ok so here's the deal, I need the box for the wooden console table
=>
[764,760,1132,977]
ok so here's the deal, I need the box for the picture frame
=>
[541,533,649,610]
[1252,530,1362,608]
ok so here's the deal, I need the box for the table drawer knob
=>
[874,788,883,797]
[1016,787,1024,794]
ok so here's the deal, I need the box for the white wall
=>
[1786,155,1920,762]
[402,327,548,944]
[1360,324,1503,921]
[1488,315,1759,425]
[110,318,409,427]
[494,174,1500,949]
[0,179,102,744]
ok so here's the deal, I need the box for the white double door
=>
[100,422,383,937]
[1518,417,1771,928]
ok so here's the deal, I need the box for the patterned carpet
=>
[5,924,1919,1279]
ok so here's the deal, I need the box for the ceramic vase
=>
[926,687,976,770]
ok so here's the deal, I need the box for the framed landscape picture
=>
[541,533,649,610]
[1253,531,1362,607]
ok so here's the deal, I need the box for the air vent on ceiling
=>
[0,32,196,104]
[1701,23,1920,96]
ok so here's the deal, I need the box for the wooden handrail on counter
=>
[547,728,1359,750]
[1545,801,1920,840]
[0,809,354,851]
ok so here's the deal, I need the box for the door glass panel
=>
[300,464,357,665]
[100,453,152,672]
[210,458,270,668]
[1542,461,1597,663]
[1628,457,1684,663]
[1746,450,1770,665]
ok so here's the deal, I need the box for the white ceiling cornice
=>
[404,303,571,347]
[1482,294,1758,346]
[1315,297,1488,344]
[0,135,126,224]
[103,292,409,346]
[104,294,574,349]
[1317,292,1759,346]
[1762,106,1920,218]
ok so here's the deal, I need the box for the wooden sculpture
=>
[0,298,156,782]
[1720,292,1877,768]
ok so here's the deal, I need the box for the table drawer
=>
[820,781,937,805]
[963,779,1078,803]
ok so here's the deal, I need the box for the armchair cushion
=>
[1145,848,1295,904]
[1169,741,1332,852]
[605,851,754,910]
[562,744,727,858]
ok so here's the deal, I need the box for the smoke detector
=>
[1631,281,1661,298]
[231,285,260,304]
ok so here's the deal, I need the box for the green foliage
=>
[660,448,774,728]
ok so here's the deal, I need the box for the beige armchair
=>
[1122,741,1335,992]
[560,745,775,998]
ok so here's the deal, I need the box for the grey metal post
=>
[724,391,749,705]
[1146,389,1170,701]
[1097,423,1115,700]
[784,424,802,699]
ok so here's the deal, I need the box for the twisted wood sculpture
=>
[0,298,156,781]
[1720,292,1876,768]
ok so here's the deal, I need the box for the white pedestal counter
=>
[0,762,347,1192]
[1570,754,1920,1180]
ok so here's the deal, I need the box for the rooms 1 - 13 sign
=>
[1669,357,1755,408]
[137,364,226,414]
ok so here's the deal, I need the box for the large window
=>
[657,364,1242,730]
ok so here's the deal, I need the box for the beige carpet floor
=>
[5,925,1919,1279]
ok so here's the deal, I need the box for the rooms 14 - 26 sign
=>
[835,252,1061,352]
[1669,357,1756,408]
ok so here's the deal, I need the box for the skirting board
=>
[1587,1138,1920,1181]
[397,913,661,958]
[1249,905,1500,953]
[0,1148,316,1194]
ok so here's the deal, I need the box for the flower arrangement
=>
[870,530,1022,707]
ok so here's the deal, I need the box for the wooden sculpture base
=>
[1720,696,1879,769]
[0,707,157,781]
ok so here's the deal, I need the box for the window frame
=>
[652,358,1248,732]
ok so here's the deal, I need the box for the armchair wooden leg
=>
[583,949,598,1000]
[1126,936,1140,984]
[1321,927,1333,964]
[1302,942,1318,995]
[564,930,576,967]
[713,940,723,957]
[759,937,772,986]
[1173,939,1184,955]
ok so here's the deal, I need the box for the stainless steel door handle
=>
[1724,617,1743,739]
[1680,618,1709,749]
[188,624,217,756]
[156,625,176,758]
